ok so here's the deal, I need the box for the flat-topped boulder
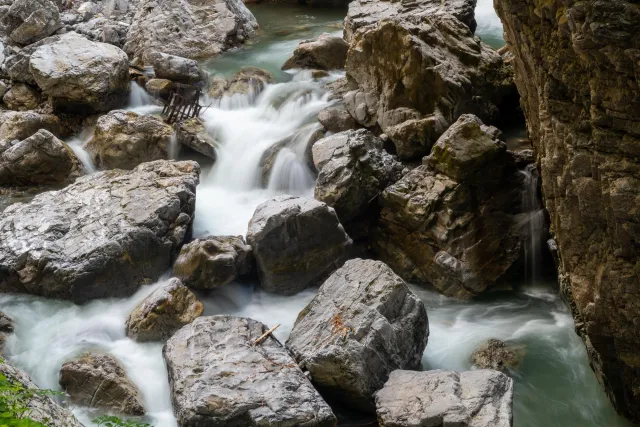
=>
[163,315,337,426]
[144,51,207,84]
[286,259,429,412]
[0,160,200,303]
[282,33,349,71]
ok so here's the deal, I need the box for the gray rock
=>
[74,17,129,48]
[0,80,7,98]
[0,110,61,141]
[0,0,62,45]
[0,129,83,187]
[0,311,14,354]
[59,353,145,416]
[375,369,513,427]
[2,82,40,111]
[314,129,405,222]
[174,117,217,160]
[125,278,203,342]
[317,103,358,133]
[163,315,337,427]
[471,339,522,371]
[286,258,429,412]
[144,51,206,84]
[77,1,97,21]
[246,195,352,295]
[0,160,200,303]
[225,66,274,97]
[282,33,349,71]
[173,236,253,289]
[311,131,348,172]
[29,32,130,113]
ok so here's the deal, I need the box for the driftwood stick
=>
[253,324,280,346]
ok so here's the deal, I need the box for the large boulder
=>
[29,32,130,113]
[372,115,524,298]
[173,235,253,289]
[0,0,62,45]
[314,129,405,222]
[286,259,429,412]
[85,110,174,170]
[124,0,258,61]
[59,353,145,416]
[2,83,40,111]
[375,370,513,427]
[163,315,337,426]
[0,129,83,187]
[0,160,199,303]
[495,0,640,420]
[125,278,203,342]
[282,33,349,71]
[144,51,206,84]
[0,111,61,142]
[246,195,353,295]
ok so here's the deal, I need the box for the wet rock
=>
[174,117,217,160]
[0,360,83,427]
[282,33,349,71]
[163,315,337,426]
[314,129,405,222]
[259,126,323,183]
[0,129,83,187]
[471,339,522,371]
[375,369,513,427]
[0,110,61,141]
[173,236,253,289]
[228,66,274,97]
[144,51,206,84]
[125,278,203,342]
[2,83,40,111]
[0,160,199,303]
[0,311,14,354]
[0,0,62,45]
[59,353,145,416]
[86,110,174,170]
[286,259,429,412]
[317,103,358,133]
[124,0,258,60]
[246,195,352,295]
[145,78,174,100]
[29,32,130,113]
[207,75,229,98]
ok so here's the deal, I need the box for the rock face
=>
[163,315,337,427]
[0,160,199,303]
[0,129,83,187]
[375,370,513,427]
[0,360,83,427]
[314,129,405,222]
[29,32,130,113]
[0,111,61,142]
[494,0,640,421]
[286,259,429,412]
[59,353,145,416]
[246,195,352,295]
[471,339,521,372]
[372,115,524,298]
[282,33,349,71]
[344,11,513,160]
[0,0,62,45]
[125,278,203,342]
[86,110,174,170]
[173,236,253,289]
[124,0,258,60]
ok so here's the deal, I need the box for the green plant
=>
[0,371,54,427]
[93,415,152,427]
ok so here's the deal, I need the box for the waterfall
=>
[127,82,160,115]
[520,163,546,284]
[67,128,97,174]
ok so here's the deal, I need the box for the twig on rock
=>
[253,324,280,346]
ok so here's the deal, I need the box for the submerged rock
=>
[59,353,145,416]
[0,160,199,303]
[163,315,337,426]
[471,339,522,371]
[282,33,349,71]
[0,0,62,45]
[246,195,352,295]
[173,236,253,289]
[125,278,203,342]
[375,369,513,427]
[286,258,429,412]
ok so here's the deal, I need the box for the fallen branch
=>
[253,324,280,346]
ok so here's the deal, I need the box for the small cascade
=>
[67,128,97,174]
[127,82,160,115]
[520,163,546,284]
[168,132,180,160]
[267,124,319,196]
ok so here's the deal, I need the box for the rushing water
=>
[0,3,635,427]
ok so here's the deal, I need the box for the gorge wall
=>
[494,0,640,421]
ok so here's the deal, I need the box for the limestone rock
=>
[0,311,14,354]
[0,160,199,303]
[314,129,405,222]
[29,32,130,113]
[0,0,62,45]
[173,236,253,289]
[125,278,203,342]
[246,195,352,295]
[317,103,358,133]
[124,0,258,60]
[144,51,206,84]
[311,131,348,172]
[163,315,337,426]
[375,370,513,427]
[2,83,40,111]
[59,353,145,415]
[74,17,129,48]
[282,33,349,71]
[471,339,522,371]
[495,1,640,420]
[145,78,174,100]
[86,110,174,170]
[0,111,61,142]
[174,117,217,160]
[0,81,8,98]
[228,66,274,97]
[0,129,83,187]
[286,259,429,412]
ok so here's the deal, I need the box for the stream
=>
[0,2,635,427]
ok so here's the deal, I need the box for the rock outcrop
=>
[163,315,337,426]
[173,236,253,289]
[286,259,429,412]
[0,160,199,303]
[246,195,352,295]
[85,110,174,170]
[59,353,145,415]
[375,370,513,427]
[0,0,62,45]
[126,278,203,342]
[494,0,640,421]
[282,33,349,71]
